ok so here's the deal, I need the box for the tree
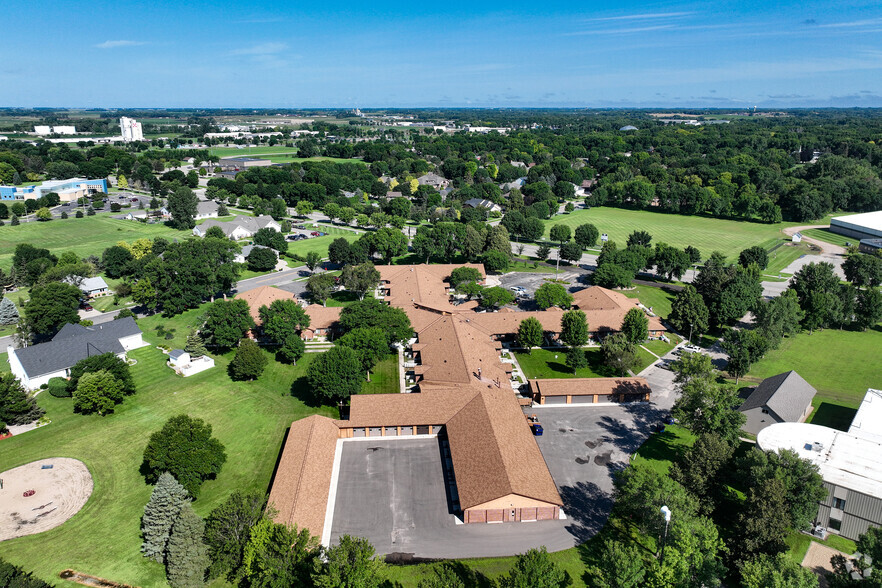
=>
[449,266,483,287]
[535,282,573,309]
[672,379,745,443]
[67,352,135,396]
[592,263,635,289]
[651,243,690,281]
[685,245,701,264]
[202,299,255,349]
[0,297,20,326]
[0,557,53,588]
[73,370,125,415]
[337,327,389,377]
[670,433,735,507]
[754,289,804,342]
[305,250,322,273]
[205,226,227,240]
[789,261,840,330]
[260,299,310,345]
[601,333,638,376]
[217,202,228,216]
[338,298,412,344]
[306,273,335,305]
[740,553,818,588]
[482,250,511,273]
[242,519,318,588]
[253,227,288,253]
[620,307,649,343]
[574,223,599,249]
[313,535,386,588]
[204,491,267,581]
[307,346,365,403]
[499,546,568,588]
[416,563,468,588]
[522,217,545,241]
[229,338,268,381]
[739,245,769,270]
[34,207,52,221]
[672,351,714,386]
[565,346,588,372]
[168,186,198,230]
[247,247,277,271]
[142,414,227,497]
[736,477,790,561]
[517,317,544,351]
[843,253,882,288]
[559,240,583,264]
[295,200,314,217]
[342,262,380,300]
[479,286,515,309]
[560,310,588,347]
[23,282,81,339]
[536,243,551,262]
[277,335,306,365]
[855,287,882,331]
[10,214,19,225]
[668,285,709,342]
[185,330,208,357]
[550,224,572,246]
[166,503,209,588]
[141,472,190,564]
[587,539,646,588]
[627,230,652,248]
[0,373,44,426]
[132,277,158,310]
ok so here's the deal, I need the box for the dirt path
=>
[783,225,848,256]
[802,541,847,588]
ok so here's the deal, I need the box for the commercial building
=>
[120,117,144,142]
[830,211,882,241]
[216,157,273,171]
[0,178,107,202]
[758,389,882,540]
[34,125,76,135]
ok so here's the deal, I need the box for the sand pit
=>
[0,458,93,541]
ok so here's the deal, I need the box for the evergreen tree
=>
[204,491,267,581]
[141,472,190,564]
[229,339,267,381]
[165,503,209,588]
[0,297,20,326]
[185,330,209,357]
[10,215,19,226]
[0,373,44,426]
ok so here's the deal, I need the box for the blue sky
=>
[3,0,882,108]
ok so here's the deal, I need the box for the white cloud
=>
[585,12,695,22]
[229,42,288,56]
[819,17,882,28]
[94,40,145,49]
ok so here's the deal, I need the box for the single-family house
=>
[463,198,502,214]
[76,276,110,298]
[235,286,297,325]
[8,317,146,390]
[192,215,281,240]
[195,200,220,220]
[416,172,449,190]
[739,371,817,435]
[235,244,276,265]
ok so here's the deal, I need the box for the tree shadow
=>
[559,481,614,543]
[290,375,328,408]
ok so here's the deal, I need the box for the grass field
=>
[516,346,655,379]
[0,309,335,586]
[764,241,815,275]
[207,146,362,165]
[621,285,677,319]
[746,327,882,407]
[542,208,835,261]
[285,232,358,260]
[802,228,853,247]
[361,353,400,395]
[0,216,192,270]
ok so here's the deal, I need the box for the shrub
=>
[47,377,71,398]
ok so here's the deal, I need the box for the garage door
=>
[572,394,595,404]
[369,427,382,437]
[486,509,504,523]
[537,507,557,520]
[521,507,538,521]
[466,509,486,523]
[353,428,366,437]
[544,395,567,405]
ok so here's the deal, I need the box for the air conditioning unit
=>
[812,442,824,453]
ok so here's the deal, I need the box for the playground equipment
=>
[22,489,35,497]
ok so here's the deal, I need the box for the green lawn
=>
[0,216,192,270]
[631,425,697,474]
[801,228,853,247]
[324,290,364,307]
[515,346,654,379]
[641,334,681,357]
[286,233,358,260]
[543,208,835,261]
[764,241,815,274]
[786,531,856,564]
[362,353,400,395]
[621,285,676,319]
[0,314,335,586]
[746,327,882,407]
[207,147,363,165]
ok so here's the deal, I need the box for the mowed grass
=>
[746,327,882,407]
[621,285,676,319]
[802,228,853,247]
[516,347,655,379]
[361,353,400,395]
[0,216,192,270]
[631,425,697,474]
[543,208,831,261]
[207,146,363,165]
[0,313,335,586]
[286,232,358,259]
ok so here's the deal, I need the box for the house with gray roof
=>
[739,371,817,435]
[234,244,277,265]
[8,317,146,390]
[463,198,502,213]
[417,172,449,190]
[192,215,281,240]
[195,200,220,220]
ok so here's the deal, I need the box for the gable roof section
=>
[14,317,141,379]
[445,386,562,510]
[346,383,477,428]
[739,371,817,422]
[529,377,652,398]
[235,286,295,324]
[377,263,485,311]
[413,315,508,385]
[196,200,219,215]
[571,286,666,333]
[267,415,341,539]
[304,304,342,331]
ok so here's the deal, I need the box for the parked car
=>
[531,424,544,436]
[310,231,320,237]
[682,344,703,354]
[294,224,306,229]
[509,286,526,294]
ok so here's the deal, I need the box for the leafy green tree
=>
[672,379,745,443]
[295,200,313,217]
[205,226,226,240]
[565,346,588,372]
[522,217,545,241]
[23,282,81,339]
[259,299,310,345]
[499,546,568,588]
[342,262,380,300]
[204,491,267,581]
[620,307,648,343]
[668,285,709,342]
[131,277,157,310]
[627,230,652,248]
[338,298,412,344]
[652,513,726,588]
[479,286,515,309]
[336,327,389,377]
[306,273,336,305]
[242,519,319,588]
[34,207,52,221]
[482,250,511,273]
[247,247,277,271]
[141,472,190,564]
[738,245,770,270]
[672,351,714,386]
[307,346,365,403]
[754,289,804,343]
[229,338,268,381]
[601,333,638,376]
[313,535,386,588]
[202,299,255,349]
[514,317,544,353]
[73,370,125,415]
[550,224,572,246]
[560,310,588,347]
[535,282,573,309]
[587,539,646,588]
[651,243,691,281]
[574,223,599,249]
[740,553,818,588]
[165,502,209,588]
[614,464,699,538]
[843,253,882,288]
[305,250,322,272]
[736,477,790,561]
[253,227,288,253]
[788,261,840,331]
[168,186,198,230]
[670,433,735,509]
[142,414,227,497]
[67,352,135,396]
[685,246,701,264]
[416,563,468,588]
[559,240,583,264]
[449,266,483,286]
[277,335,306,365]
[855,287,882,330]
[592,263,634,289]
[0,373,44,426]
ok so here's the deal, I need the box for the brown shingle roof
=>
[446,386,563,509]
[377,263,485,311]
[529,377,652,398]
[304,304,342,330]
[267,415,340,538]
[235,285,296,324]
[346,384,475,428]
[414,315,508,385]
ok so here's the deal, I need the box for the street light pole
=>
[659,505,672,568]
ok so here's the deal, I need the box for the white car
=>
[682,344,703,354]
[509,286,526,294]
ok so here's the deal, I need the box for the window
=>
[833,497,847,510]
[829,517,842,532]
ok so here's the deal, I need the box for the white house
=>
[195,200,220,220]
[168,349,215,377]
[78,276,110,298]
[8,317,146,390]
[192,215,281,240]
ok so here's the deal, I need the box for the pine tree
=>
[10,215,19,226]
[185,330,209,358]
[165,503,209,588]
[141,472,190,564]
[11,172,21,185]
[0,297,20,325]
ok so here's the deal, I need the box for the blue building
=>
[0,178,107,202]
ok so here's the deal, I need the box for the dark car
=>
[663,416,678,425]
[531,424,543,436]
